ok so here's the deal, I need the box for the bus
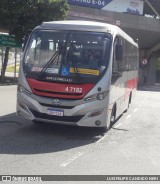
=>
[17,20,139,131]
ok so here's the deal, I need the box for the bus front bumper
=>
[17,92,110,127]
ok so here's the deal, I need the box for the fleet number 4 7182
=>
[65,87,82,93]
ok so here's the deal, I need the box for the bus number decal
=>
[65,87,83,93]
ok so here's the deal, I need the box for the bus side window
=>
[113,37,123,75]
[113,47,119,74]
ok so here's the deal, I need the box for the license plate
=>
[47,108,64,116]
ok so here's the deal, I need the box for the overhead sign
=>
[68,0,144,15]
[68,0,112,9]
[0,34,22,48]
[102,0,144,15]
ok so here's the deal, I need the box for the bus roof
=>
[39,20,138,47]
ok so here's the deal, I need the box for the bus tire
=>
[129,92,132,104]
[110,105,116,128]
[124,92,132,113]
[101,104,116,132]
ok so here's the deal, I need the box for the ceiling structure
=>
[68,0,160,50]
[1,0,160,50]
[122,26,160,49]
[143,0,160,18]
[124,0,160,49]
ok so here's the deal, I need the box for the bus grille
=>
[39,103,75,109]
[30,109,84,122]
[34,89,82,96]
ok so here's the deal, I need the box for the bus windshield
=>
[24,30,111,84]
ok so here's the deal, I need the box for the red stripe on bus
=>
[27,78,94,99]
[125,77,138,100]
[127,78,138,90]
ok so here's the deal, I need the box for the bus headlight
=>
[97,93,104,100]
[18,85,23,92]
[84,91,108,102]
[97,91,108,100]
[84,94,96,102]
[18,85,32,95]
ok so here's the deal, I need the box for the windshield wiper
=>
[38,51,60,80]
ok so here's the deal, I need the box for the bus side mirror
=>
[115,44,123,61]
[22,38,27,51]
[22,29,32,51]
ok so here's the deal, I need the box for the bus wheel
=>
[129,93,132,104]
[124,93,132,113]
[101,105,116,132]
[110,105,116,128]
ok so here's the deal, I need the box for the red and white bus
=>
[17,20,139,131]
